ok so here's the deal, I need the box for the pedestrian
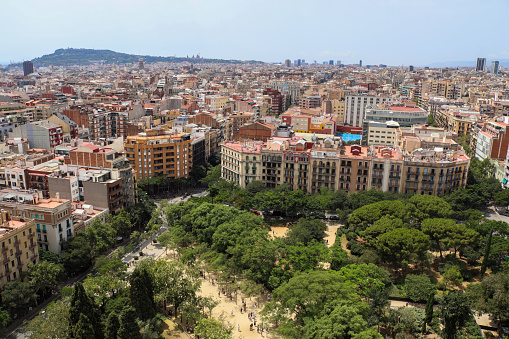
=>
[238,324,240,332]
[250,324,253,331]
[218,291,220,297]
[231,309,234,316]
[240,307,242,314]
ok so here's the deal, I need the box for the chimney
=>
[55,192,60,200]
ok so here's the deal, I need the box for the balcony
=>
[14,239,20,246]
[15,251,22,257]
[28,232,35,239]
[1,247,7,253]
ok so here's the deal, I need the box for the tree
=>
[494,189,509,207]
[467,271,509,327]
[440,291,471,339]
[73,313,95,339]
[118,306,141,339]
[129,266,156,321]
[262,271,361,334]
[442,265,463,289]
[423,293,435,333]
[348,200,416,232]
[421,218,456,258]
[427,114,438,127]
[337,264,391,297]
[1,280,37,314]
[303,303,382,339]
[361,216,403,244]
[105,312,120,339]
[147,259,200,318]
[28,261,64,295]
[285,218,327,246]
[69,282,102,339]
[84,218,116,257]
[404,274,436,303]
[329,244,350,270]
[60,235,93,274]
[409,194,452,219]
[195,318,232,339]
[0,308,10,328]
[375,228,430,272]
[245,180,267,196]
[38,249,60,264]
[110,210,133,237]
[22,300,70,339]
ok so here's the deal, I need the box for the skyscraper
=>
[409,65,414,72]
[329,60,334,65]
[23,61,34,76]
[336,60,341,66]
[491,61,499,74]
[359,60,363,67]
[284,59,291,67]
[476,58,486,72]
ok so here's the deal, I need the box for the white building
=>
[345,95,394,127]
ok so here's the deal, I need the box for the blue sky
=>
[1,0,508,66]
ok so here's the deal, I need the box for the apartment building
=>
[345,95,394,127]
[299,94,321,109]
[426,80,463,100]
[362,121,399,146]
[0,212,38,288]
[62,106,90,128]
[125,129,193,181]
[10,121,64,150]
[322,100,345,123]
[475,121,509,160]
[205,95,229,111]
[0,190,73,254]
[221,136,469,196]
[262,88,284,115]
[88,111,127,141]
[433,105,478,136]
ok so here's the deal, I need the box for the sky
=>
[1,0,508,66]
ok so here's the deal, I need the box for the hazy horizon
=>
[2,0,508,66]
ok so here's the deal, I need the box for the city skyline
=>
[2,0,508,66]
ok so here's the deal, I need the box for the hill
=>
[15,48,263,67]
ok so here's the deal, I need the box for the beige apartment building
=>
[0,190,73,254]
[125,130,193,181]
[221,135,469,197]
[0,211,39,288]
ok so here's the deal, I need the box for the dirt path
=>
[324,223,342,247]
[197,275,271,338]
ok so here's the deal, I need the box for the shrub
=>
[349,243,365,256]
[139,251,144,256]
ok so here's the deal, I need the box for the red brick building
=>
[62,106,89,128]
[237,121,276,142]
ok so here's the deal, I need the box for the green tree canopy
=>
[284,218,327,246]
[129,266,156,321]
[404,274,436,303]
[375,228,430,271]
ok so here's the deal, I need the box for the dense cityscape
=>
[0,40,509,339]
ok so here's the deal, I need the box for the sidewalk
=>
[126,242,167,273]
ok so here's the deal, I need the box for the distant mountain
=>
[426,59,509,68]
[9,48,263,67]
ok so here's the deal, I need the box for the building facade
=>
[0,212,38,288]
[125,130,193,181]
[221,136,469,197]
